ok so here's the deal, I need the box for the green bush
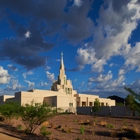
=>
[80,125,84,134]
[92,98,100,113]
[0,101,21,123]
[40,126,51,136]
[17,125,23,130]
[20,101,54,133]
[106,123,114,129]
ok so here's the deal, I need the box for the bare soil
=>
[0,114,140,140]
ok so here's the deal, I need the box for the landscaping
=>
[0,114,140,140]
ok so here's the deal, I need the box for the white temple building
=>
[0,53,115,112]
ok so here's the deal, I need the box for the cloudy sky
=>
[0,0,140,98]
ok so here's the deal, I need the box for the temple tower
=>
[51,53,74,95]
[58,52,67,86]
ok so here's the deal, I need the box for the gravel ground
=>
[0,114,140,140]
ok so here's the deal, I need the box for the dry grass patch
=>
[100,121,107,126]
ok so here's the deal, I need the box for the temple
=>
[0,53,115,112]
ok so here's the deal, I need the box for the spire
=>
[60,52,64,70]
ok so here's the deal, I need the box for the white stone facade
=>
[0,53,115,112]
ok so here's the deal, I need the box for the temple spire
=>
[60,52,64,70]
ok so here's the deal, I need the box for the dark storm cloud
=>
[111,0,136,22]
[0,0,94,69]
[0,21,54,69]
[0,0,93,40]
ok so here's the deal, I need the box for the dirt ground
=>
[0,114,140,140]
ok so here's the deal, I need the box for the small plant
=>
[62,128,65,132]
[80,125,84,134]
[24,128,30,134]
[66,127,72,133]
[94,119,97,123]
[74,119,77,122]
[91,131,95,135]
[17,125,22,130]
[106,123,114,129]
[124,122,128,127]
[40,126,51,136]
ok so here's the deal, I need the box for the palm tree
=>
[125,87,140,115]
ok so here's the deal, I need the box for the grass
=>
[106,123,114,129]
[40,126,51,136]
[80,125,84,134]
[17,124,23,130]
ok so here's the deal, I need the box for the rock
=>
[41,121,49,126]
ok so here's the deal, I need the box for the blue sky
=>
[0,0,140,98]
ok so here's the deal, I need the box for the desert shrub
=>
[62,128,65,132]
[124,122,128,127]
[91,131,95,135]
[80,126,84,134]
[106,123,114,129]
[40,125,51,136]
[0,101,21,123]
[20,101,55,134]
[17,124,23,130]
[74,119,77,122]
[66,127,72,133]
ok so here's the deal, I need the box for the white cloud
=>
[110,63,113,67]
[7,64,18,71]
[89,71,112,83]
[46,71,55,82]
[23,71,34,79]
[40,81,48,86]
[110,75,125,87]
[76,47,96,66]
[81,81,85,86]
[24,80,35,87]
[46,66,51,70]
[118,69,125,76]
[91,59,106,72]
[24,31,31,38]
[74,0,83,7]
[76,0,140,73]
[7,79,23,90]
[0,66,10,84]
[124,42,140,71]
[56,59,60,62]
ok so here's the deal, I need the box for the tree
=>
[125,87,140,101]
[125,87,140,114]
[20,101,55,134]
[0,101,21,123]
[92,98,100,113]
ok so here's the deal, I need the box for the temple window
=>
[65,88,67,93]
[69,103,73,107]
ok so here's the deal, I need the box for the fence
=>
[76,106,139,116]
